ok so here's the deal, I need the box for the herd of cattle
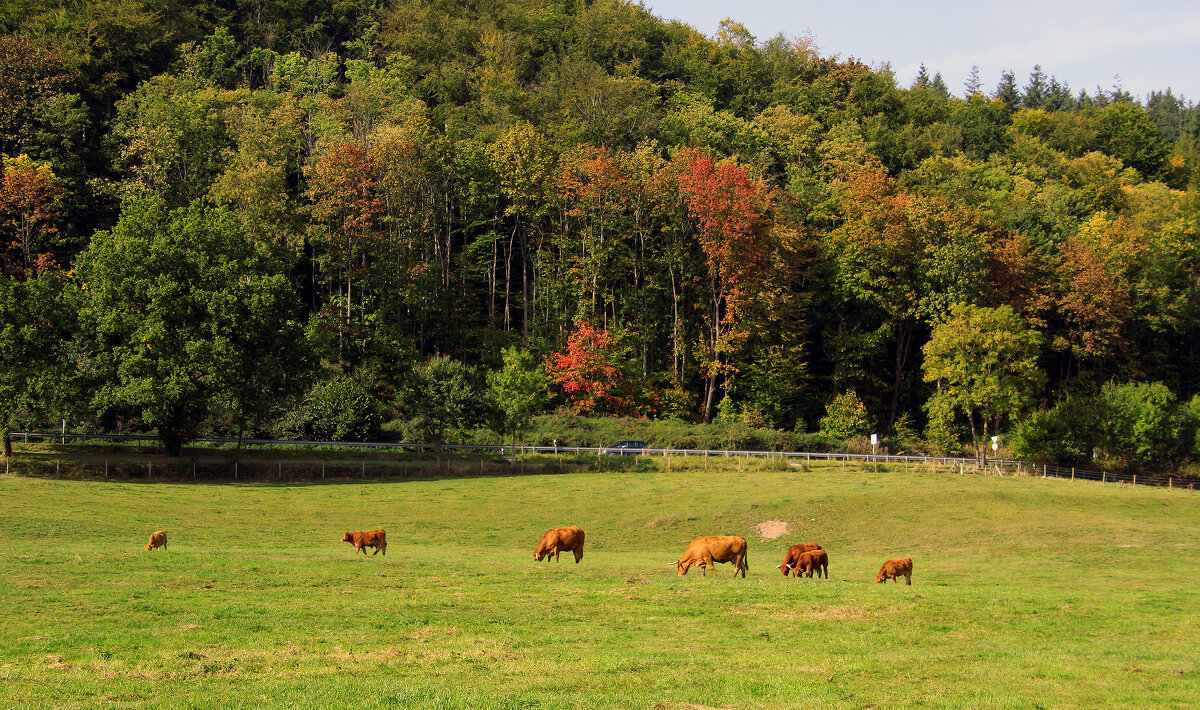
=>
[144,526,913,584]
[142,527,907,582]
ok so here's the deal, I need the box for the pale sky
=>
[640,0,1200,102]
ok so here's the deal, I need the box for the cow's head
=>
[675,559,692,575]
[777,563,793,577]
[875,572,887,583]
[341,532,354,544]
[533,550,546,562]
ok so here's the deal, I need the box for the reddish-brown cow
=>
[776,543,823,576]
[796,549,829,579]
[533,526,586,563]
[876,558,913,584]
[342,529,387,555]
[145,530,167,551]
[675,536,748,577]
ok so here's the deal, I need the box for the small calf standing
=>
[796,549,828,579]
[342,529,387,555]
[777,543,822,576]
[876,558,913,584]
[145,530,167,551]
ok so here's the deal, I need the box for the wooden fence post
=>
[235,460,238,479]
[1169,476,1173,489]
[322,463,325,480]
[1102,470,1105,483]
[193,460,196,479]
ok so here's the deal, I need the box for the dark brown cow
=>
[675,536,748,577]
[533,526,585,563]
[342,529,387,555]
[776,543,823,576]
[876,558,913,584]
[796,549,829,579]
[145,530,167,551]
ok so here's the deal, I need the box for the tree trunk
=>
[159,428,185,458]
[2,422,11,459]
[889,322,915,427]
[520,230,530,345]
[703,374,718,423]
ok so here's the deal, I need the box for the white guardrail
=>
[8,431,1194,490]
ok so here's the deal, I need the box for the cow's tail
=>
[742,549,749,577]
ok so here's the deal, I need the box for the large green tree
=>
[75,197,309,455]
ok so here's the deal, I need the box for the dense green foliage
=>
[73,198,308,454]
[2,467,1198,707]
[3,0,1200,469]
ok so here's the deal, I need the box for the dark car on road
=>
[602,440,648,455]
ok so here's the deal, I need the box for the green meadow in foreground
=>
[1,462,1198,709]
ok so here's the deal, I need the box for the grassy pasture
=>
[1,462,1198,709]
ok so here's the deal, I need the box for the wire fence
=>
[7,430,1197,490]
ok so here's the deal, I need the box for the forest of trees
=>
[2,0,1200,470]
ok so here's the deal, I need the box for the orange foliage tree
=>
[677,150,773,421]
[0,155,64,277]
[546,320,631,415]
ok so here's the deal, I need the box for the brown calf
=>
[795,549,828,579]
[776,543,823,576]
[342,529,387,555]
[145,530,167,551]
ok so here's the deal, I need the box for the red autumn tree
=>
[546,320,631,415]
[676,150,773,421]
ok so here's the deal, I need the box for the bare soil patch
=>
[756,519,789,539]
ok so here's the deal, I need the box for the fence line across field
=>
[8,431,1194,491]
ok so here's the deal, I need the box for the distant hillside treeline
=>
[2,0,1199,469]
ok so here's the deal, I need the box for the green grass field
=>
[2,461,1198,709]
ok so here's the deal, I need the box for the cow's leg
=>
[573,547,582,563]
[905,572,911,585]
[372,546,379,555]
[704,554,715,576]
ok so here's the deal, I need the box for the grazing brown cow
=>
[342,529,387,555]
[533,526,586,563]
[776,543,823,576]
[796,549,829,579]
[675,536,748,577]
[876,558,913,584]
[145,530,167,551]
